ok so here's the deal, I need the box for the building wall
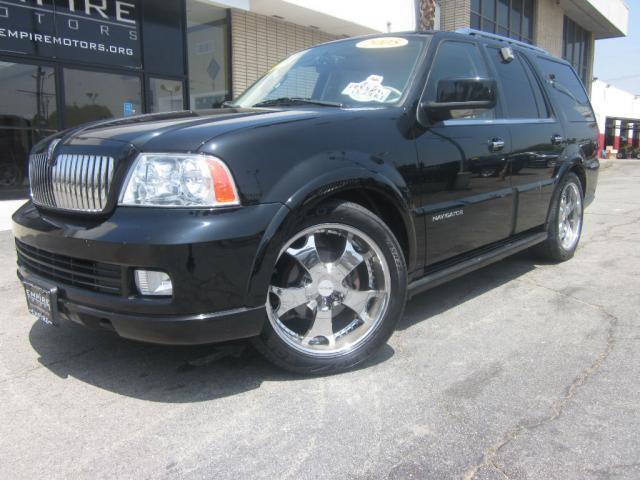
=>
[438,0,595,92]
[591,80,640,149]
[230,9,338,98]
[533,0,564,57]
[439,0,471,31]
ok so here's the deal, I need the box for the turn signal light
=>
[207,157,239,204]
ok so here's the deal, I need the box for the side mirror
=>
[419,78,497,124]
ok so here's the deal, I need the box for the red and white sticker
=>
[341,75,401,103]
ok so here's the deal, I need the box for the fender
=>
[544,146,594,228]
[242,167,418,307]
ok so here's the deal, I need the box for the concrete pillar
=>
[438,0,470,31]
[533,0,563,57]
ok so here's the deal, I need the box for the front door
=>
[414,40,514,265]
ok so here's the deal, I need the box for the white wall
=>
[591,80,640,133]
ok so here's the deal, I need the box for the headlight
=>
[120,153,240,207]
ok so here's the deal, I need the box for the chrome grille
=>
[30,153,115,212]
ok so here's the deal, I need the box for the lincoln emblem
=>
[47,139,61,167]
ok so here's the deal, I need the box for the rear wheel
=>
[534,173,584,262]
[253,201,407,374]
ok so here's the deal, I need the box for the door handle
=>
[488,138,505,152]
[551,134,564,145]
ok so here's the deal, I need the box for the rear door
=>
[414,39,514,265]
[484,46,565,233]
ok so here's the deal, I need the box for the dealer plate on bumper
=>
[22,279,59,326]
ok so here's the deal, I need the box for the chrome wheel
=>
[558,182,582,251]
[267,224,391,357]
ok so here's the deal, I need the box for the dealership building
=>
[0,0,630,192]
[591,80,640,156]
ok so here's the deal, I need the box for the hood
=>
[60,108,328,152]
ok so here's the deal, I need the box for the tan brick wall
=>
[230,9,339,98]
[439,0,471,32]
[533,0,564,57]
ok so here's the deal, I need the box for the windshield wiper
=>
[252,97,344,108]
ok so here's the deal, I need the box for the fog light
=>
[134,270,173,296]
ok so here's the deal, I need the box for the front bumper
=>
[18,269,265,344]
[12,202,287,345]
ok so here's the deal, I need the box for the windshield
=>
[232,36,429,108]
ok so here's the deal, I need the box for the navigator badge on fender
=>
[432,209,464,222]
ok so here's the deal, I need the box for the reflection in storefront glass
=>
[149,78,184,113]
[0,61,57,190]
[63,68,142,128]
[186,1,229,109]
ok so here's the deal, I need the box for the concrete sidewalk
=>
[0,199,27,231]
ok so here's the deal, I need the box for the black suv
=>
[13,30,599,373]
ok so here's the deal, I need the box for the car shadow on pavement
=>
[398,251,537,331]
[27,321,396,402]
[27,252,537,403]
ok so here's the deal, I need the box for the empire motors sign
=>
[0,0,140,68]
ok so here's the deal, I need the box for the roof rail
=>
[455,28,549,55]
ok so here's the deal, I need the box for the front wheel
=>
[253,201,407,374]
[534,172,584,262]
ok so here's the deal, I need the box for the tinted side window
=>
[536,57,595,122]
[427,41,494,119]
[488,48,539,118]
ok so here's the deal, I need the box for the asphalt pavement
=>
[1,161,639,479]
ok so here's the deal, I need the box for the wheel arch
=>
[545,156,587,228]
[243,172,417,307]
[568,162,587,195]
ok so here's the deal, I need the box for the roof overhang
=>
[203,0,380,36]
[559,0,629,39]
[248,0,379,36]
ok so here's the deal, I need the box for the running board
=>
[408,231,548,298]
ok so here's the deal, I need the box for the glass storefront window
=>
[63,68,142,127]
[0,61,57,190]
[563,16,591,85]
[0,62,57,130]
[186,1,229,109]
[148,78,185,113]
[471,0,535,44]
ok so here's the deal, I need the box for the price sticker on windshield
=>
[356,37,408,49]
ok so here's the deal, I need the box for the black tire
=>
[0,163,25,187]
[252,201,407,374]
[533,172,584,262]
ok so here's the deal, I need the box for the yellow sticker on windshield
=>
[356,37,409,49]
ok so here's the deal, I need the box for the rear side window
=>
[535,57,595,122]
[488,48,547,119]
[426,41,494,119]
